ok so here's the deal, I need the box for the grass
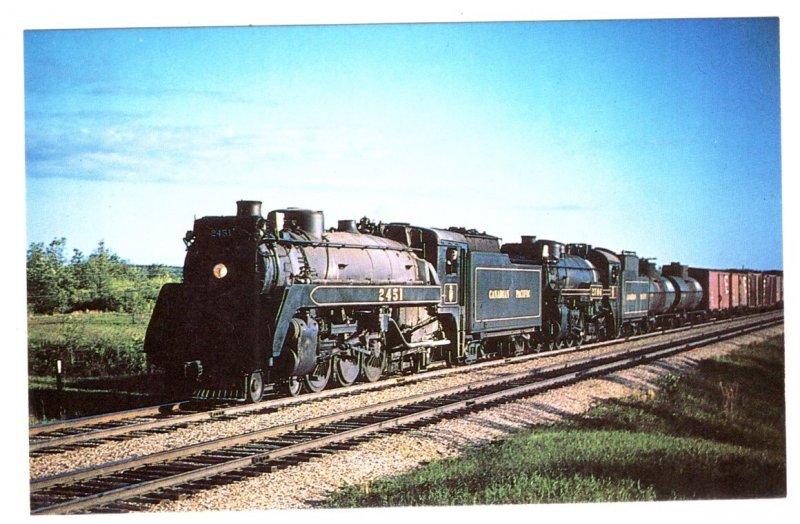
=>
[28,311,147,345]
[325,334,786,507]
[28,311,148,379]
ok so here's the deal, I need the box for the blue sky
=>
[24,18,782,269]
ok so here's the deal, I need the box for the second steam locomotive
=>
[144,201,782,402]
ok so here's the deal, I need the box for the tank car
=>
[659,262,704,324]
[627,258,703,328]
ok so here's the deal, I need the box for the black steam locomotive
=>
[143,201,771,402]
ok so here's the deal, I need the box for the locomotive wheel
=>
[361,347,385,383]
[445,345,460,366]
[512,336,527,356]
[285,377,303,397]
[333,354,360,387]
[246,371,264,403]
[304,360,332,393]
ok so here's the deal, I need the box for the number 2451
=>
[378,287,404,302]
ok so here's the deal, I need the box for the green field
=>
[28,311,149,382]
[325,334,786,506]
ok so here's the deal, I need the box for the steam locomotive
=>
[144,201,782,402]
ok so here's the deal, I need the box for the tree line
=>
[27,238,180,315]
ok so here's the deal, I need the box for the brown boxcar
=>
[730,271,745,311]
[764,274,774,308]
[688,268,731,314]
[747,272,761,309]
[763,273,783,308]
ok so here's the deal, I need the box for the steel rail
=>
[30,316,781,515]
[30,310,781,454]
[29,401,190,437]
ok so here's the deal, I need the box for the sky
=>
[24,17,782,271]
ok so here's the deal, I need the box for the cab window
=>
[445,247,459,275]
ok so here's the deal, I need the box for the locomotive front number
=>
[210,228,233,238]
[378,287,404,302]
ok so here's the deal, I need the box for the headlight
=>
[213,263,228,279]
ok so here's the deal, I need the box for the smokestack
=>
[237,200,262,218]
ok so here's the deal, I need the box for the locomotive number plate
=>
[309,285,441,306]
[378,287,404,302]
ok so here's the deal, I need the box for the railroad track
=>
[29,314,782,515]
[29,402,199,455]
[29,311,782,456]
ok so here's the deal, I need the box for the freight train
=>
[144,201,783,402]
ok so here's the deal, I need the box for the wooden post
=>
[56,359,63,391]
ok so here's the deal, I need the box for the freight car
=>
[144,201,782,402]
[689,268,784,317]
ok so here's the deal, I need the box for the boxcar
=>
[730,271,746,312]
[688,268,731,315]
[747,272,760,309]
